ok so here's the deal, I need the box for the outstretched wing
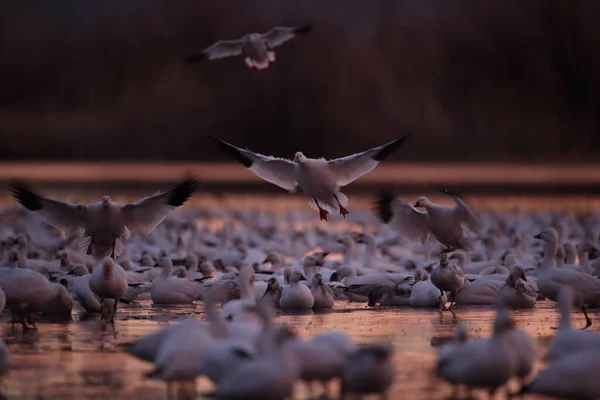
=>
[10,181,86,235]
[121,178,198,236]
[441,189,484,234]
[262,25,312,48]
[186,39,243,62]
[374,191,430,243]
[328,136,409,187]
[213,137,297,191]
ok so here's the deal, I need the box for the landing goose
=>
[10,178,198,259]
[214,136,408,220]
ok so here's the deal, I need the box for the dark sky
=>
[0,0,599,162]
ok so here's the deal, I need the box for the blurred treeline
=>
[0,0,599,162]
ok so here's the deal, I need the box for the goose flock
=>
[0,183,599,399]
[0,22,598,400]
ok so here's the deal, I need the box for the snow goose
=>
[284,331,356,397]
[430,253,467,310]
[310,273,334,310]
[497,266,536,309]
[410,269,446,308]
[546,286,600,361]
[534,229,600,329]
[150,257,200,304]
[0,261,73,329]
[412,191,484,252]
[213,136,408,220]
[211,325,299,400]
[88,258,128,322]
[436,306,520,396]
[261,277,282,309]
[340,343,395,399]
[10,178,198,260]
[520,349,600,399]
[220,265,259,323]
[280,270,314,310]
[186,25,313,69]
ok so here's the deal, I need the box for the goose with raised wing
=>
[186,25,313,70]
[10,178,198,260]
[214,136,408,220]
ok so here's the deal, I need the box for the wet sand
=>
[1,194,599,399]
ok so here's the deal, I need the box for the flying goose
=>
[10,178,198,260]
[186,25,313,69]
[214,136,408,220]
[377,190,483,252]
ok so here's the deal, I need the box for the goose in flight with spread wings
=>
[186,25,312,70]
[10,178,198,260]
[376,189,484,252]
[214,136,408,220]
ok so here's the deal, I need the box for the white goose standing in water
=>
[186,25,313,70]
[213,136,408,220]
[10,178,198,260]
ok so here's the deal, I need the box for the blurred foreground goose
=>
[214,136,408,220]
[186,25,312,69]
[520,350,600,399]
[10,178,198,260]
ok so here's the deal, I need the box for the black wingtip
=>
[295,24,313,35]
[373,135,409,161]
[186,53,207,64]
[9,180,43,211]
[213,137,253,168]
[374,190,396,223]
[167,177,199,207]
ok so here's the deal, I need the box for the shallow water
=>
[1,300,598,400]
[2,194,600,399]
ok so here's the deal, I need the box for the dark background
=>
[1,0,599,162]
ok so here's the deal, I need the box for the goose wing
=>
[262,25,312,48]
[121,178,198,236]
[186,39,243,62]
[328,136,408,186]
[10,181,86,235]
[214,137,297,191]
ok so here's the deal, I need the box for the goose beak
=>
[533,233,542,239]
[299,274,307,281]
[322,252,330,258]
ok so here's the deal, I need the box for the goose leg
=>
[111,299,118,323]
[443,291,456,311]
[314,199,329,221]
[333,194,349,218]
[110,239,116,260]
[580,305,592,330]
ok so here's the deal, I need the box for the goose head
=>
[293,152,307,163]
[439,253,449,267]
[290,270,307,283]
[312,273,324,287]
[533,228,558,243]
[507,266,527,285]
[413,196,432,209]
[263,277,280,295]
[101,195,111,208]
